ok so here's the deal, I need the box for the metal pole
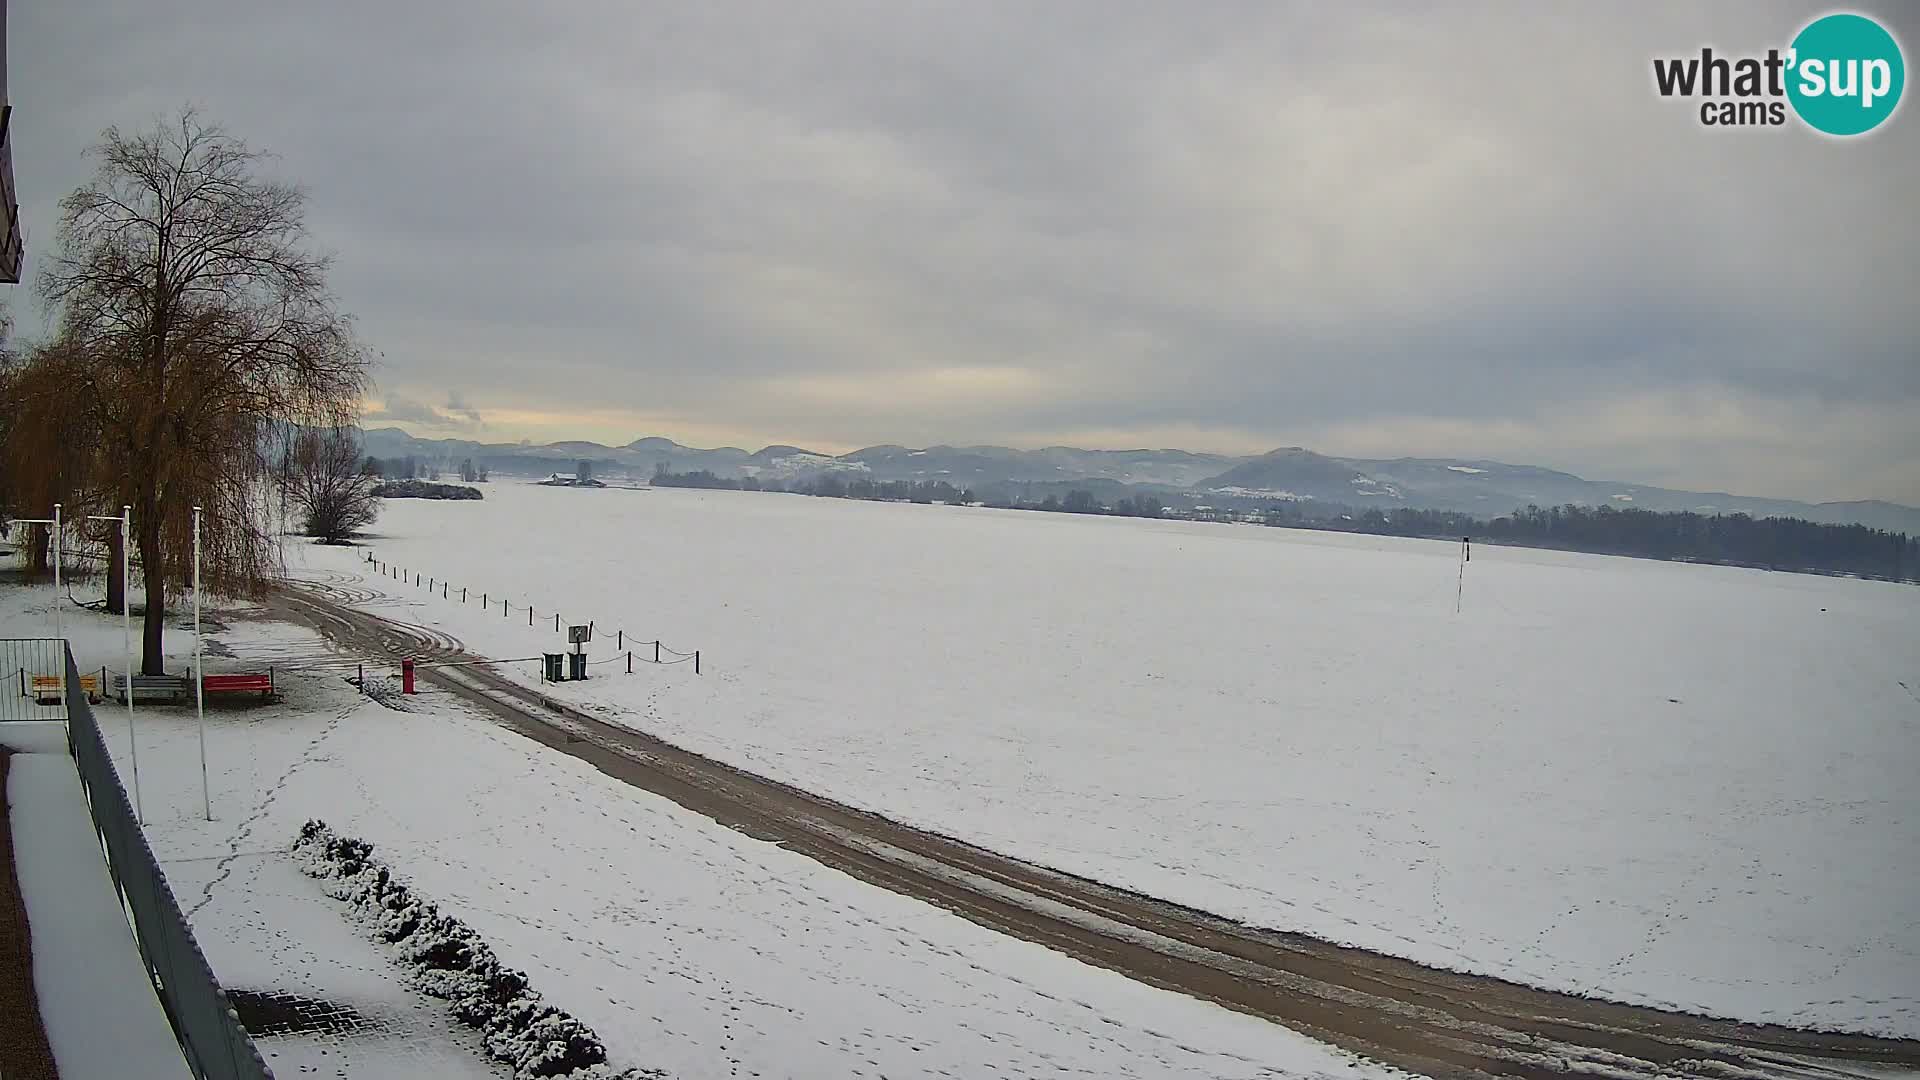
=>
[1455,539,1466,615]
[194,507,209,821]
[52,504,62,642]
[121,506,141,825]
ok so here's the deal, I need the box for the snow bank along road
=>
[271,578,1920,1080]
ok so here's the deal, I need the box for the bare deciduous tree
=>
[36,108,372,673]
[288,427,381,543]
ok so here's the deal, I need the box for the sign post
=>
[567,624,591,681]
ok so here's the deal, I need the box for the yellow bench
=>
[30,674,102,705]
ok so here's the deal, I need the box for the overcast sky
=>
[11,2,1917,503]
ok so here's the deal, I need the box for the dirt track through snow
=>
[272,574,1920,1080]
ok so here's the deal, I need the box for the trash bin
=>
[542,653,564,682]
[568,652,587,681]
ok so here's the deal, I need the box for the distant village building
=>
[538,472,607,488]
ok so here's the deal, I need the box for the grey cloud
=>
[10,0,1918,503]
[359,394,442,425]
[443,391,485,427]
[362,394,483,433]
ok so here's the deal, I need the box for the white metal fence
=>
[58,644,277,1080]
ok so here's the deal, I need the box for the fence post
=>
[695,650,701,675]
[529,606,534,626]
[443,582,448,599]
[655,640,661,664]
[462,587,467,603]
[617,629,622,649]
[555,613,560,632]
[402,658,416,695]
[627,651,632,674]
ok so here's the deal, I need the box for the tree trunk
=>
[105,527,126,615]
[137,503,167,675]
[28,527,49,579]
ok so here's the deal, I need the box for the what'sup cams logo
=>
[1653,11,1905,135]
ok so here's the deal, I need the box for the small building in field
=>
[538,472,607,488]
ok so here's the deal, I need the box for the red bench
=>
[201,672,277,701]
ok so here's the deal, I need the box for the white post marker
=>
[92,507,142,824]
[194,506,209,821]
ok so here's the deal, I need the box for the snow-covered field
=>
[69,613,1384,1080]
[293,482,1920,1036]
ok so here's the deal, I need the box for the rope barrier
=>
[357,554,703,674]
[255,656,366,669]
[409,655,542,670]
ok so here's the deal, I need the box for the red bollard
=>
[402,658,416,695]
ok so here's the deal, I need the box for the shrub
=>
[294,820,665,1079]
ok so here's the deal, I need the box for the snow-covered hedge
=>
[293,820,664,1079]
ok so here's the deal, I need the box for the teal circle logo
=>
[1786,13,1905,136]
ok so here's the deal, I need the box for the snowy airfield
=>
[296,481,1920,1038]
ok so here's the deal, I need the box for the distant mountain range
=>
[357,427,1920,534]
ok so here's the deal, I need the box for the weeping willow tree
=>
[0,337,116,594]
[29,108,372,673]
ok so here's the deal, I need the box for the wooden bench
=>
[110,674,190,703]
[201,672,277,702]
[29,674,102,705]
